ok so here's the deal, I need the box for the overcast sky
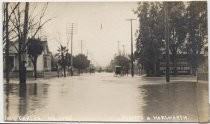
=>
[41,2,139,67]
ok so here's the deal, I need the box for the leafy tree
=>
[73,54,90,74]
[134,2,207,76]
[168,2,187,75]
[186,1,207,74]
[134,2,164,76]
[27,38,44,79]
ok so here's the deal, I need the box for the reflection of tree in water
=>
[19,83,27,117]
[4,83,49,121]
[4,84,12,120]
[138,82,205,122]
[4,83,21,120]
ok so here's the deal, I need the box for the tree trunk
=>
[154,62,157,76]
[174,53,177,76]
[63,67,66,77]
[5,3,10,83]
[33,57,37,79]
[61,49,66,77]
[19,2,29,84]
[192,52,197,75]
[155,60,160,76]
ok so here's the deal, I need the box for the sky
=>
[40,2,139,67]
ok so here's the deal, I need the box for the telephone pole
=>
[164,2,170,82]
[70,23,74,76]
[126,18,136,77]
[67,23,77,76]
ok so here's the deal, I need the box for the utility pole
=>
[67,23,77,76]
[70,23,74,76]
[126,18,136,77]
[164,2,170,82]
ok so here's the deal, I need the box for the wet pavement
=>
[4,72,209,122]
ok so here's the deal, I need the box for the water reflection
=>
[19,83,27,118]
[5,84,10,121]
[4,73,209,122]
[4,82,49,121]
[139,81,208,122]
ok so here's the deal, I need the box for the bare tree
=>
[54,32,69,77]
[3,2,54,83]
[3,3,21,83]
[4,3,10,83]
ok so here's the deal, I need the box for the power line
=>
[66,23,77,50]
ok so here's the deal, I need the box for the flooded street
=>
[4,72,208,122]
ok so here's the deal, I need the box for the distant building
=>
[159,54,191,75]
[3,40,52,73]
[160,51,208,75]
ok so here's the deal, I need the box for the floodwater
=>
[4,72,209,122]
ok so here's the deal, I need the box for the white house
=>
[4,40,52,73]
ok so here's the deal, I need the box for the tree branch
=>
[31,18,54,39]
[8,3,20,21]
[9,16,21,39]
[9,41,19,53]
